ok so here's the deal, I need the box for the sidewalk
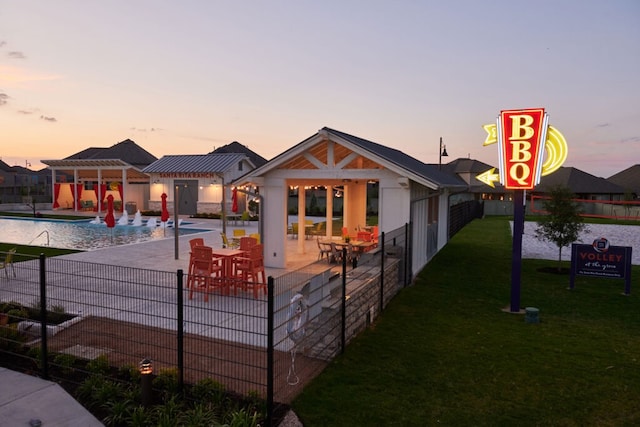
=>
[0,367,102,426]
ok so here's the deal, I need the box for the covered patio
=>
[233,127,465,276]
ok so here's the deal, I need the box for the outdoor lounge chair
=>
[0,248,16,278]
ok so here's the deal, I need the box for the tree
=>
[534,185,587,272]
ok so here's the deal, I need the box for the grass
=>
[292,216,640,426]
[0,211,90,220]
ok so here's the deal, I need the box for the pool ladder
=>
[29,230,50,246]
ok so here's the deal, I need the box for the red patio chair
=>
[187,245,223,302]
[232,244,266,298]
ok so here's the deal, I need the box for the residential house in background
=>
[0,159,53,206]
[608,164,640,200]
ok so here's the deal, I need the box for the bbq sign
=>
[477,108,568,189]
[570,237,633,295]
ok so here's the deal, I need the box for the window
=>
[238,161,243,172]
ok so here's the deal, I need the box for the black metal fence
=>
[0,225,409,425]
[449,200,484,238]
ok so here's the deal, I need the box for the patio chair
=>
[220,232,239,249]
[232,244,266,298]
[317,238,332,261]
[239,236,258,252]
[0,248,16,279]
[310,221,325,236]
[189,238,205,251]
[250,233,261,244]
[233,229,246,238]
[288,223,299,239]
[357,231,373,242]
[187,245,223,302]
[328,242,343,264]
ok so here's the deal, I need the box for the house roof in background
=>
[536,167,627,194]
[61,139,158,169]
[608,164,640,197]
[440,158,496,175]
[209,141,268,169]
[0,160,12,173]
[143,153,250,174]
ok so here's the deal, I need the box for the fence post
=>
[266,277,274,426]
[380,232,385,313]
[39,254,48,380]
[176,269,184,395]
[341,248,347,354]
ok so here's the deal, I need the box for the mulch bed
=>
[44,316,327,404]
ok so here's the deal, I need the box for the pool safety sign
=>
[570,237,633,295]
[478,108,568,189]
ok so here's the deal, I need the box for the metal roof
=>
[143,153,249,173]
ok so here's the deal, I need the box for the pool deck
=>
[52,214,322,275]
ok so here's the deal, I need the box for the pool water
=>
[0,217,206,250]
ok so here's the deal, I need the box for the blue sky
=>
[1,1,638,178]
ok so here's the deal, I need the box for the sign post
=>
[479,108,569,312]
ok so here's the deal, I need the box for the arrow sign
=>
[476,168,500,188]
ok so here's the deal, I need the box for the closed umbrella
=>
[161,193,170,223]
[105,194,115,242]
[232,187,238,213]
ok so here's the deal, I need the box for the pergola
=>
[42,159,150,212]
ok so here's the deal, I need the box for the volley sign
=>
[477,108,568,189]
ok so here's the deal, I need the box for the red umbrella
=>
[161,193,170,222]
[104,195,116,228]
[232,187,238,213]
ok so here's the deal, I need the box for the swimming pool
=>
[0,217,207,250]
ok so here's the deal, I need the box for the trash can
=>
[125,202,137,215]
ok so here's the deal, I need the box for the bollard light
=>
[139,358,153,406]
[139,358,153,375]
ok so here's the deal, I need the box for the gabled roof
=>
[241,127,466,190]
[143,153,251,173]
[608,164,640,197]
[440,158,496,174]
[209,141,268,168]
[329,128,466,188]
[63,139,158,169]
[0,160,12,172]
[536,167,626,195]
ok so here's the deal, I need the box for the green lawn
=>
[292,216,640,426]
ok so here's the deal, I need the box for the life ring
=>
[286,293,308,344]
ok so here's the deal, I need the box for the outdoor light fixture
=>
[139,358,153,374]
[439,136,449,170]
[139,358,153,406]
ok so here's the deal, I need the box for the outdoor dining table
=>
[210,248,246,293]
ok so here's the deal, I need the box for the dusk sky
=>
[1,1,638,178]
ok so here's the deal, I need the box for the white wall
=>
[262,177,288,269]
[378,176,411,232]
